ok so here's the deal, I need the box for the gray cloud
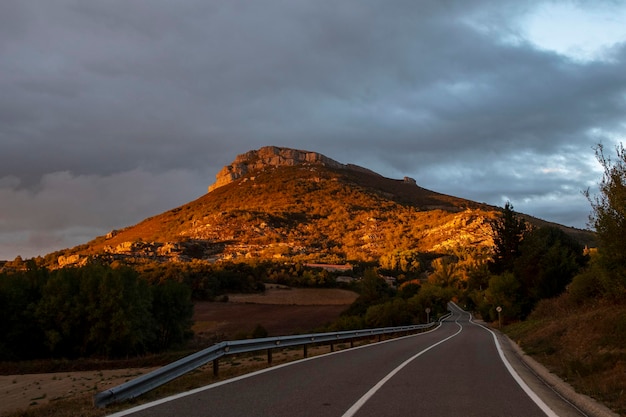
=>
[1,0,625,259]
[0,169,205,258]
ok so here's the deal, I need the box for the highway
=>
[109,304,585,417]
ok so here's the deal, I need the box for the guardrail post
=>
[350,339,354,348]
[267,348,272,365]
[213,359,219,377]
[303,344,308,358]
[330,342,334,352]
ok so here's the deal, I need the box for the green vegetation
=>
[584,143,626,297]
[464,203,589,322]
[504,143,626,415]
[490,201,527,274]
[0,263,193,361]
[328,268,453,331]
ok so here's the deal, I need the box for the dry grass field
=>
[506,297,626,416]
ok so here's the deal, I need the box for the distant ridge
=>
[37,146,595,268]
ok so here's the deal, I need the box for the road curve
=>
[109,304,585,417]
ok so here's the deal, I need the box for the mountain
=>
[47,146,594,267]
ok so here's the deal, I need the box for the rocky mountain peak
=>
[208,146,348,192]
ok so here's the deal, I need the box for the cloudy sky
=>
[2,0,626,260]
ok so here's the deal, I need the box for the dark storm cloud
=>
[1,0,625,259]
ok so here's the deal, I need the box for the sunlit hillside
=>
[37,148,594,268]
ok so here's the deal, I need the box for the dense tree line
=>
[328,268,453,331]
[0,258,362,361]
[0,263,193,361]
[453,155,626,324]
[135,260,350,301]
[471,143,626,322]
[136,261,266,300]
[466,203,588,322]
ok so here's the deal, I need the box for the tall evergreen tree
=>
[489,202,527,274]
[514,226,587,317]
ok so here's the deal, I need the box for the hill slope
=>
[46,146,594,267]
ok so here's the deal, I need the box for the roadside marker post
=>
[496,306,502,328]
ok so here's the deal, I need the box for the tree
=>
[36,268,86,357]
[514,226,587,317]
[151,280,194,350]
[379,250,422,275]
[84,265,155,357]
[0,268,48,360]
[37,264,156,358]
[489,202,527,274]
[342,268,393,316]
[407,283,454,322]
[484,272,521,322]
[451,245,491,285]
[428,257,461,288]
[585,143,626,293]
[360,268,393,304]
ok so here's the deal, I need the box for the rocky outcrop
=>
[98,239,223,263]
[58,254,87,267]
[427,210,495,252]
[208,146,348,192]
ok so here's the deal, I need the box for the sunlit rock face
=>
[208,146,346,192]
[42,145,594,269]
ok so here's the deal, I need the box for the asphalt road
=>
[109,304,586,417]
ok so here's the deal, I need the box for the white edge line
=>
[341,315,463,417]
[467,308,560,417]
[106,323,444,417]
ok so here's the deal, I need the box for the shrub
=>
[251,324,269,338]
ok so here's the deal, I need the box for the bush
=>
[408,283,454,322]
[568,268,604,304]
[251,324,269,338]
[326,315,365,331]
[364,298,412,328]
[484,272,522,322]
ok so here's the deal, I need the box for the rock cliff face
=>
[208,146,348,192]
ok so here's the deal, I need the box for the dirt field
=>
[1,287,358,416]
[227,287,359,305]
[194,287,358,339]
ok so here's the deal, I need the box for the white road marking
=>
[341,313,463,417]
[466,307,560,417]
[106,323,445,417]
[343,303,560,417]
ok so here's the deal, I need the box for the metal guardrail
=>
[94,316,449,408]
